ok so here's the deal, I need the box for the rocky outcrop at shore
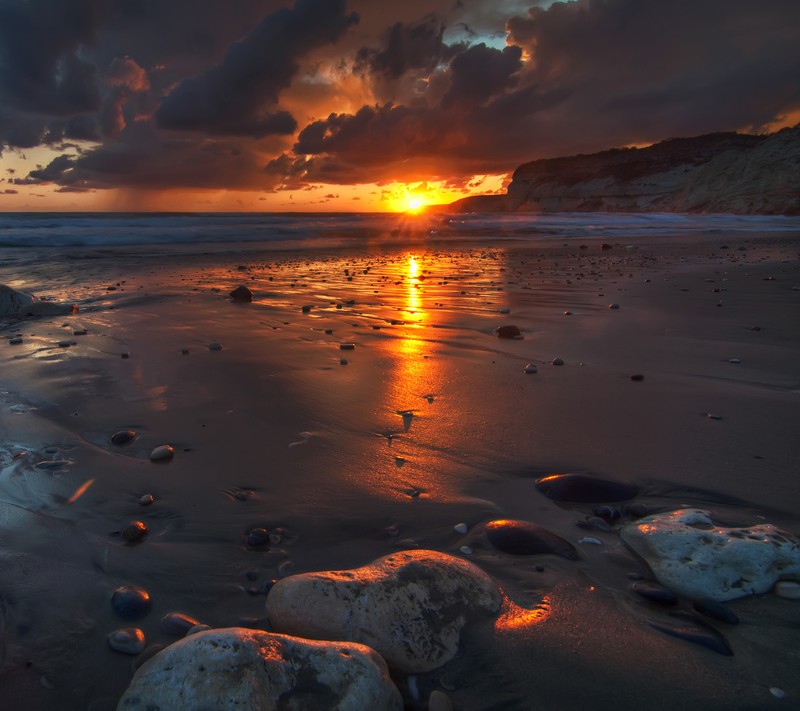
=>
[447,125,800,215]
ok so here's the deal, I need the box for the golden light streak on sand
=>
[495,595,552,632]
[66,478,95,505]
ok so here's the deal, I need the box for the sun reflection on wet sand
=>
[495,594,552,632]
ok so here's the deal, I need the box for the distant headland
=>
[442,124,800,215]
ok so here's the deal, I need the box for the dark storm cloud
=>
[290,0,800,182]
[155,0,358,137]
[355,14,455,80]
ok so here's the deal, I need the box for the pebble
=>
[133,644,165,671]
[73,329,87,336]
[770,688,786,699]
[208,342,223,351]
[630,374,645,381]
[774,581,800,600]
[578,537,603,545]
[112,585,152,620]
[524,363,538,374]
[186,624,212,636]
[247,527,271,548]
[108,627,146,655]
[495,325,522,339]
[301,304,313,312]
[647,612,732,656]
[230,286,252,302]
[139,493,155,506]
[123,520,149,542]
[339,343,356,350]
[160,612,202,636]
[632,581,677,605]
[458,545,473,555]
[57,340,72,347]
[563,310,573,316]
[728,357,742,364]
[453,523,468,535]
[536,473,639,503]
[593,505,620,522]
[428,690,453,711]
[339,358,348,365]
[486,519,578,560]
[551,357,564,366]
[499,308,510,314]
[608,303,620,310]
[9,337,23,345]
[111,429,137,446]
[149,444,174,461]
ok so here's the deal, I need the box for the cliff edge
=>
[447,125,800,215]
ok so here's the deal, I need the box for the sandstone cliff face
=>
[450,126,800,214]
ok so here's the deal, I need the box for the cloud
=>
[155,0,358,137]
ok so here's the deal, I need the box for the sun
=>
[407,197,424,212]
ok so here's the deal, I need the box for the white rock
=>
[774,581,800,599]
[0,284,72,317]
[117,628,402,710]
[453,523,468,534]
[620,509,800,601]
[265,550,502,673]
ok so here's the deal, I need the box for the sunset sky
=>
[1,0,798,212]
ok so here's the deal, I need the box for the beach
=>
[1,213,799,710]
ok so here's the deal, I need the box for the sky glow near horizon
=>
[0,0,798,212]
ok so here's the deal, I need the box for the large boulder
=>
[0,284,72,317]
[117,628,402,710]
[266,550,502,673]
[620,508,800,601]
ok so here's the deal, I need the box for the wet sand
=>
[1,228,799,709]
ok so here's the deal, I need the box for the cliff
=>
[447,125,800,215]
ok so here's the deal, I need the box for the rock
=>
[647,612,733,656]
[535,473,639,503]
[630,374,645,381]
[608,303,620,310]
[149,444,174,462]
[340,343,356,350]
[111,430,137,446]
[161,612,202,636]
[138,494,155,506]
[523,363,538,374]
[122,521,148,542]
[108,627,146,655]
[485,519,578,560]
[112,585,152,620]
[774,581,800,600]
[620,509,800,601]
[453,523,468,534]
[247,527,270,548]
[428,689,453,711]
[208,342,223,351]
[495,325,522,339]
[0,284,73,317]
[117,628,402,710]
[551,357,564,366]
[230,286,253,303]
[632,581,677,605]
[266,550,502,673]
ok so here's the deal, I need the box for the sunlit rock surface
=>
[266,550,502,673]
[117,628,402,710]
[620,509,800,601]
[447,125,800,215]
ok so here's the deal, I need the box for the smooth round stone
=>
[149,444,174,461]
[563,310,573,316]
[485,519,578,560]
[247,527,271,548]
[112,585,152,620]
[495,325,522,339]
[208,342,223,351]
[774,581,800,599]
[535,473,639,503]
[123,520,149,542]
[111,429,137,446]
[524,363,538,374]
[453,523,468,535]
[593,505,621,522]
[630,374,645,381]
[186,624,212,636]
[339,343,356,350]
[728,357,742,364]
[428,690,453,711]
[133,644,166,671]
[230,286,253,302]
[693,597,739,624]
[9,337,23,345]
[108,627,146,655]
[551,357,564,366]
[608,303,620,310]
[458,545,473,555]
[339,358,348,365]
[139,493,155,506]
[161,612,202,636]
[301,304,313,312]
[770,688,786,699]
[632,581,677,605]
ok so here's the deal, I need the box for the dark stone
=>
[133,644,166,671]
[495,325,522,339]
[648,612,733,656]
[630,374,645,381]
[122,520,148,542]
[110,429,137,446]
[160,612,201,636]
[624,502,650,518]
[632,581,678,605]
[485,519,579,560]
[247,527,270,548]
[535,473,639,503]
[693,598,739,624]
[112,585,152,620]
[230,286,253,303]
[592,505,620,522]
